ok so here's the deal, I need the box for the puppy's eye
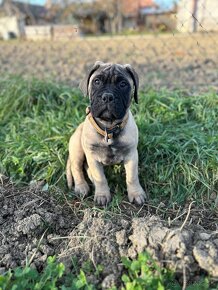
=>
[94,78,101,85]
[120,81,127,88]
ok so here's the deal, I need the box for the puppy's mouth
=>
[99,108,116,121]
[91,106,115,121]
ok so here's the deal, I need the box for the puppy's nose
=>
[102,93,114,103]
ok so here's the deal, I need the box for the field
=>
[0,34,218,289]
[0,33,218,91]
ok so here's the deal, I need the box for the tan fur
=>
[67,111,146,205]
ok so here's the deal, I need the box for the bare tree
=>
[94,0,123,33]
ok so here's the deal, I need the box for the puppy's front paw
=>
[94,192,111,206]
[128,187,147,205]
[74,182,90,198]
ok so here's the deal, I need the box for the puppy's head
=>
[80,61,139,122]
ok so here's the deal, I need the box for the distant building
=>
[69,0,176,34]
[122,0,157,29]
[177,0,218,32]
[0,0,48,39]
[0,15,25,39]
[119,0,177,32]
[0,1,48,25]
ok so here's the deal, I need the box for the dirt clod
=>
[0,181,218,287]
[102,274,117,289]
[193,241,218,277]
[16,214,42,234]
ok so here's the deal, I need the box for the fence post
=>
[192,0,198,32]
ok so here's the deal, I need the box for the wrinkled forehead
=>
[90,63,132,84]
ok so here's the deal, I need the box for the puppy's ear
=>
[124,64,139,104]
[80,61,103,97]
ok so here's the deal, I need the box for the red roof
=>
[139,0,156,7]
[121,0,157,16]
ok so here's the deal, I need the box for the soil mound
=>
[0,179,217,287]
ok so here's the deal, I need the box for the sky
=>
[0,0,179,8]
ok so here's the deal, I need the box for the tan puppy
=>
[66,61,146,205]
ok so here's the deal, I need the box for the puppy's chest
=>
[90,142,129,165]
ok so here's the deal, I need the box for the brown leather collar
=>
[86,107,129,142]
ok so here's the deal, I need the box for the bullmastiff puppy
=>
[66,61,146,205]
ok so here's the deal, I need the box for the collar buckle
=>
[104,128,114,142]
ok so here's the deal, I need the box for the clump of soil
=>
[0,177,218,288]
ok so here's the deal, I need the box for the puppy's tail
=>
[66,156,73,189]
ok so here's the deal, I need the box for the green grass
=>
[0,76,217,205]
[0,256,95,290]
[0,254,214,290]
[135,90,218,204]
[121,252,212,290]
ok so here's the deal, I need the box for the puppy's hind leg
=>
[67,123,90,198]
